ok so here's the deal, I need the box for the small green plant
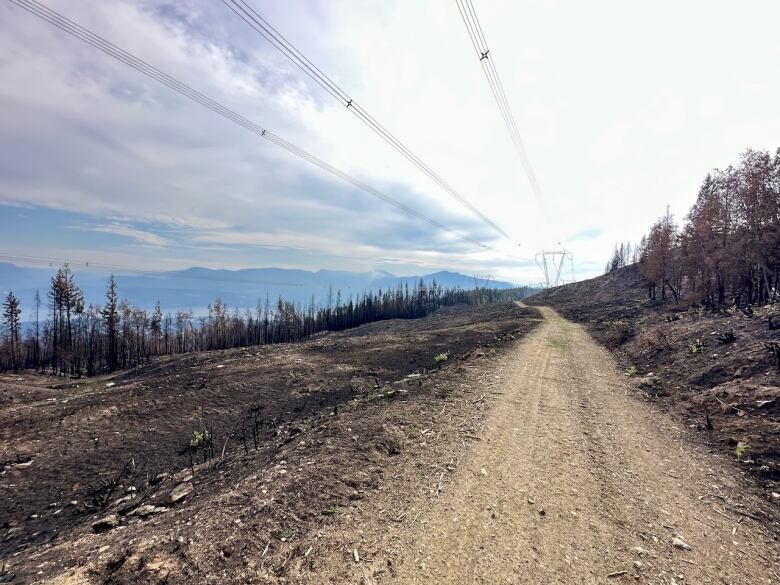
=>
[688,338,705,353]
[603,319,626,328]
[735,442,750,462]
[323,504,341,516]
[435,352,448,365]
[279,527,297,541]
[627,365,638,376]
[697,306,706,317]
[190,430,208,448]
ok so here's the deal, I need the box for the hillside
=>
[527,264,650,324]
[0,302,541,582]
[527,265,780,489]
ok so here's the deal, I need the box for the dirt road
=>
[386,306,778,584]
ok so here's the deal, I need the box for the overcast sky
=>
[1,0,778,283]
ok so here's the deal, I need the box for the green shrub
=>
[627,365,638,376]
[190,430,208,448]
[688,338,705,353]
[323,504,341,515]
[435,353,448,364]
[735,442,750,462]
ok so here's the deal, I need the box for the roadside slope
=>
[0,302,541,584]
[527,266,780,489]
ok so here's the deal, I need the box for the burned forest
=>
[606,148,780,308]
[0,267,531,376]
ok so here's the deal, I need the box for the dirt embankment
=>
[527,265,780,489]
[0,302,541,583]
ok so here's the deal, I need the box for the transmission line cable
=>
[0,252,156,274]
[7,0,497,253]
[455,0,541,198]
[222,0,511,240]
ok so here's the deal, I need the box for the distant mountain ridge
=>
[0,262,516,314]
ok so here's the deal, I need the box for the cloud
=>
[1,0,779,283]
[571,228,604,241]
[0,0,497,253]
[86,222,172,247]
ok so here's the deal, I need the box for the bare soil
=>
[527,266,780,491]
[2,299,778,584]
[0,302,540,583]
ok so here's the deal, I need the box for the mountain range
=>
[0,263,518,315]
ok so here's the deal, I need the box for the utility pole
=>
[534,251,576,288]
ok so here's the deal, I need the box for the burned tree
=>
[2,291,22,372]
[634,147,779,308]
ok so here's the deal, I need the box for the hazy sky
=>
[1,0,778,283]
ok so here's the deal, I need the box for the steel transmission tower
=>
[535,251,576,288]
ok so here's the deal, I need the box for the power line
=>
[456,0,542,199]
[222,0,511,240]
[0,252,161,275]
[457,0,540,196]
[7,0,497,254]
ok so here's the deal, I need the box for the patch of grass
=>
[279,527,297,541]
[688,338,705,354]
[434,352,448,365]
[603,319,626,328]
[735,442,750,462]
[627,365,638,376]
[322,504,341,516]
